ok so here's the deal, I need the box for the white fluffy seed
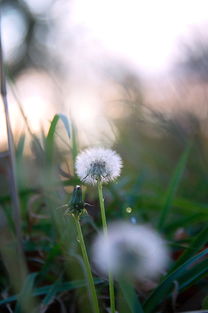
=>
[92,221,169,281]
[75,147,122,185]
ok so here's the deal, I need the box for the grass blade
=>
[14,272,38,313]
[157,141,192,230]
[0,278,103,306]
[179,258,208,290]
[119,280,144,313]
[143,248,208,313]
[0,18,22,245]
[16,135,25,160]
[45,114,71,164]
[171,226,208,272]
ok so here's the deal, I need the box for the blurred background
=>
[1,1,208,312]
[1,0,208,198]
[1,0,208,209]
[1,0,208,147]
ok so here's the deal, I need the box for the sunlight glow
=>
[71,0,208,73]
[14,70,57,133]
[66,91,117,146]
[72,100,98,126]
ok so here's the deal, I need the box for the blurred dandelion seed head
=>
[75,147,122,184]
[92,222,169,281]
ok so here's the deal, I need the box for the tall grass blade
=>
[119,280,144,313]
[45,114,71,164]
[14,272,38,313]
[143,248,208,313]
[16,135,25,160]
[0,278,103,306]
[157,141,192,230]
[178,258,208,290]
[171,225,208,272]
[71,121,78,167]
[0,12,22,244]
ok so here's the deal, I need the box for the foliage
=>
[0,108,208,313]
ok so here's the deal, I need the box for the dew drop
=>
[126,207,132,214]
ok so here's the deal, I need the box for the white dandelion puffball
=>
[75,147,122,184]
[92,222,169,281]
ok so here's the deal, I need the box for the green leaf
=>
[164,213,208,233]
[14,272,37,313]
[173,197,208,215]
[38,244,61,279]
[143,248,208,313]
[41,280,61,307]
[47,114,70,140]
[45,114,71,163]
[157,141,192,230]
[15,135,25,160]
[0,278,103,306]
[171,226,208,272]
[178,258,208,290]
[119,280,144,313]
[71,121,79,165]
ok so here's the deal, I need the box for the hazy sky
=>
[2,0,208,74]
[1,0,208,145]
[70,0,208,73]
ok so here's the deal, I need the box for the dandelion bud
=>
[68,185,85,217]
[92,222,169,281]
[75,147,122,185]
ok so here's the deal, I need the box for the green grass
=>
[1,112,208,313]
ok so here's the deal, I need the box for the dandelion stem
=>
[98,182,116,313]
[98,182,107,234]
[73,216,100,313]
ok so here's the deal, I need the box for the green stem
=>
[98,182,116,313]
[74,216,100,313]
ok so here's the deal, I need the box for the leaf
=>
[119,280,144,313]
[143,248,208,313]
[173,198,208,215]
[178,258,208,290]
[15,135,25,160]
[171,226,208,272]
[0,278,103,306]
[41,280,61,310]
[164,213,208,233]
[157,141,192,230]
[47,114,70,141]
[14,272,37,313]
[71,122,78,165]
[45,114,71,164]
[38,244,61,279]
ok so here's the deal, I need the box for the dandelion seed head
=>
[75,147,122,184]
[92,222,169,281]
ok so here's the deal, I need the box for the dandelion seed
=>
[75,147,122,185]
[92,221,169,281]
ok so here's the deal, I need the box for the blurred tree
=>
[0,0,55,77]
